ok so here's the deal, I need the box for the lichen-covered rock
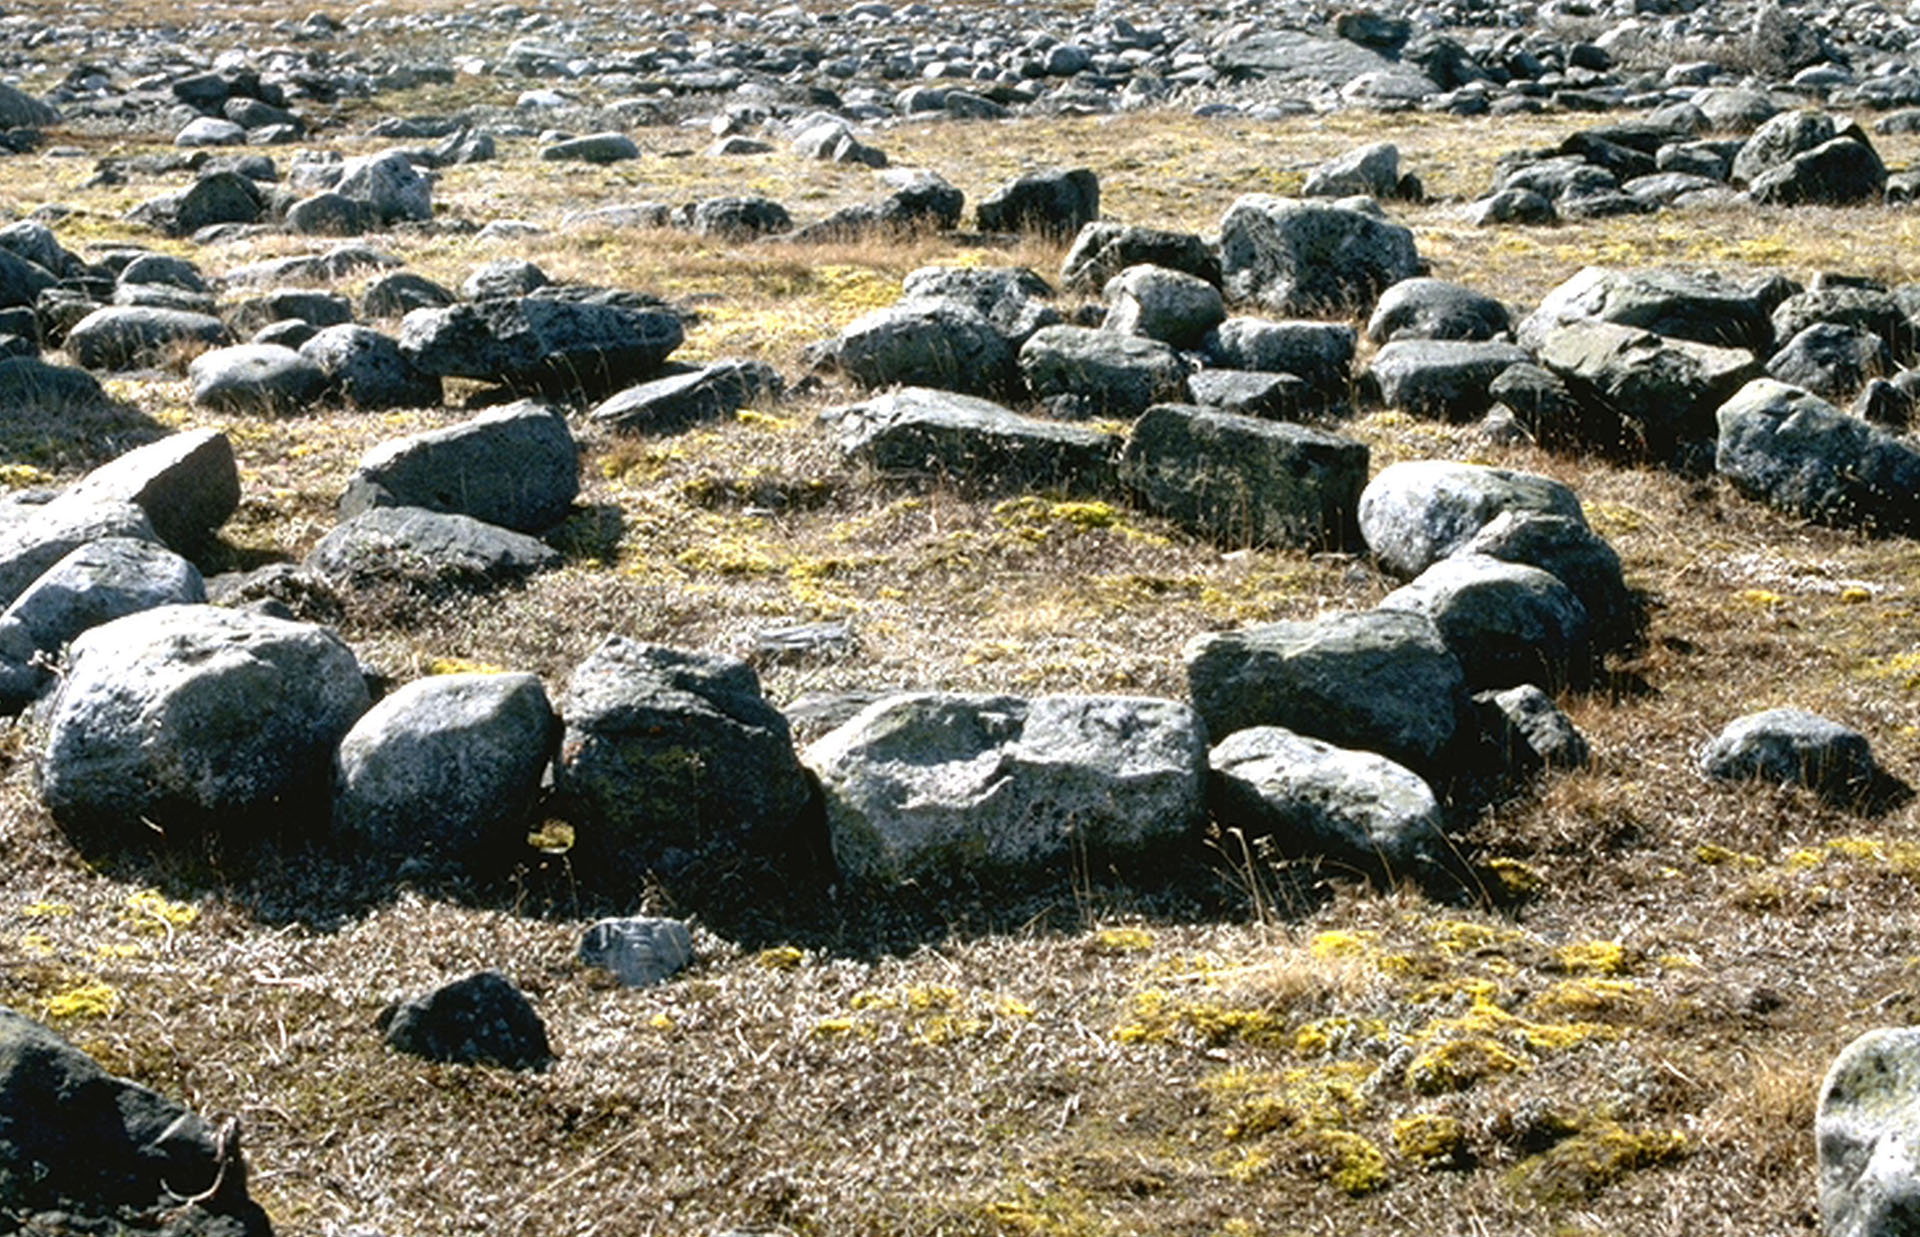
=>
[1516,265,1774,355]
[555,638,813,882]
[976,167,1099,236]
[1536,317,1762,459]
[588,359,784,433]
[1366,277,1511,344]
[0,499,158,612]
[821,300,1015,398]
[1119,404,1366,549]
[1218,194,1422,317]
[333,672,555,862]
[306,507,561,591]
[1102,264,1225,349]
[1367,339,1530,419]
[1715,378,1920,535]
[1209,725,1444,876]
[1184,610,1469,777]
[38,605,369,835]
[61,430,240,554]
[1380,553,1594,691]
[188,343,330,414]
[1699,707,1877,799]
[1018,324,1188,417]
[1819,1026,1920,1237]
[63,306,232,372]
[1359,460,1587,580]
[299,323,442,410]
[340,402,577,532]
[804,692,1206,885]
[824,386,1118,495]
[399,297,683,401]
[1060,221,1220,293]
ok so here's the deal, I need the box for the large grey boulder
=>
[1536,318,1761,458]
[398,297,683,401]
[1204,317,1355,397]
[1303,142,1407,200]
[587,359,783,433]
[555,638,813,881]
[1749,134,1886,206]
[61,429,240,554]
[38,605,370,834]
[824,386,1118,495]
[898,266,1060,347]
[382,971,551,1070]
[1366,277,1511,344]
[819,300,1013,398]
[1516,266,1774,355]
[1367,339,1530,419]
[0,500,157,612]
[63,306,232,372]
[976,168,1099,237]
[188,343,330,414]
[1358,460,1587,580]
[1715,378,1920,535]
[0,248,56,312]
[335,150,433,224]
[540,132,640,163]
[1777,287,1913,361]
[1459,511,1638,653]
[1731,110,1837,185]
[0,537,206,711]
[1699,707,1877,799]
[578,917,695,988]
[334,671,556,862]
[689,195,792,240]
[0,1009,272,1236]
[1819,1027,1920,1237]
[1103,264,1225,349]
[1210,29,1396,86]
[1184,610,1469,776]
[1060,222,1220,293]
[340,401,577,532]
[1218,194,1422,317]
[299,323,442,409]
[1018,324,1187,417]
[804,692,1206,885]
[306,506,561,590]
[1380,553,1594,691]
[1118,404,1366,549]
[1209,725,1443,876]
[1767,323,1892,401]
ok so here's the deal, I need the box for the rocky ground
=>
[6,0,1920,1235]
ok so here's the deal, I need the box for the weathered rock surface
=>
[825,386,1118,494]
[804,692,1207,885]
[1699,707,1877,799]
[382,971,551,1069]
[306,507,561,590]
[340,402,578,532]
[399,298,683,400]
[60,430,240,553]
[1359,460,1587,580]
[1819,1027,1920,1237]
[1218,194,1422,317]
[1715,378,1920,534]
[38,605,370,835]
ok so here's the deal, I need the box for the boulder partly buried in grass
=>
[825,386,1119,496]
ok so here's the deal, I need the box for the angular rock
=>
[0,82,59,129]
[804,692,1206,885]
[1184,610,1469,776]
[1060,222,1221,293]
[399,298,684,401]
[299,323,442,409]
[555,637,813,880]
[1209,725,1444,875]
[1185,368,1314,419]
[1119,404,1366,549]
[461,259,547,301]
[1303,142,1407,199]
[819,300,1013,398]
[1359,460,1587,580]
[1018,324,1187,417]
[0,537,206,711]
[1211,29,1396,86]
[899,266,1060,346]
[1699,707,1876,799]
[1749,135,1886,206]
[1204,317,1355,396]
[1536,317,1761,458]
[341,401,577,532]
[1474,684,1590,775]
[188,343,329,414]
[588,359,783,433]
[63,306,232,372]
[1715,378,1920,535]
[1459,511,1638,653]
[1766,322,1892,400]
[334,671,555,862]
[0,500,157,612]
[363,271,456,318]
[306,506,561,590]
[1219,194,1422,317]
[825,386,1117,495]
[382,971,551,1069]
[578,917,695,988]
[976,168,1099,237]
[335,150,433,225]
[1102,264,1225,349]
[38,604,369,834]
[690,195,792,240]
[61,429,238,554]
[1380,553,1594,691]
[1367,339,1530,418]
[1517,266,1773,355]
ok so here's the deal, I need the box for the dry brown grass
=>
[5,75,1920,1237]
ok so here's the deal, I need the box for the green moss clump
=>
[1393,1114,1470,1169]
[1507,1122,1688,1203]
